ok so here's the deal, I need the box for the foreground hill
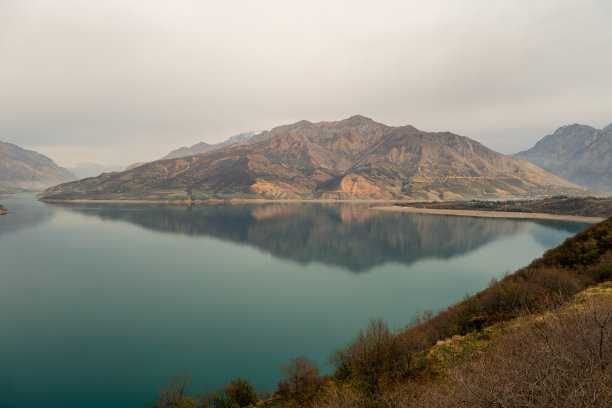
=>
[161,131,257,160]
[41,116,580,201]
[150,216,612,407]
[516,123,612,192]
[0,141,75,193]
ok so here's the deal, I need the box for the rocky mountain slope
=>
[161,131,257,160]
[40,116,580,201]
[515,123,612,192]
[0,141,75,193]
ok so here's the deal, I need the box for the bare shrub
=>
[330,319,419,393]
[148,372,204,408]
[276,356,326,405]
[224,378,257,407]
[311,384,365,408]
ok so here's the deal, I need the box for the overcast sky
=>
[1,0,611,167]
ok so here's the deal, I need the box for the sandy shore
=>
[373,206,605,223]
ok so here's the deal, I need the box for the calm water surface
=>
[0,194,590,408]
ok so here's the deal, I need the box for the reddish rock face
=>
[40,116,581,201]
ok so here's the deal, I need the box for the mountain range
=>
[40,116,581,201]
[161,131,257,160]
[515,123,612,192]
[0,141,75,193]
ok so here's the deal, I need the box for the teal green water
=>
[0,194,589,408]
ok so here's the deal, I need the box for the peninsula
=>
[376,196,612,222]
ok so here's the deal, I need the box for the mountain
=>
[40,116,580,201]
[515,124,612,192]
[65,162,126,179]
[0,141,76,193]
[161,131,257,160]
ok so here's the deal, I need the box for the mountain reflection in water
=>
[47,202,588,272]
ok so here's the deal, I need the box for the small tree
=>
[276,356,324,404]
[149,372,201,408]
[224,378,258,408]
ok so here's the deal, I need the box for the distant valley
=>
[40,116,582,201]
[65,162,127,179]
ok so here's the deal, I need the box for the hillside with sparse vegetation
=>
[147,216,612,408]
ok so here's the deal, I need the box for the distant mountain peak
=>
[554,123,596,134]
[344,114,375,123]
[515,123,612,193]
[161,131,257,160]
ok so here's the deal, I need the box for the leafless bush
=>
[329,319,420,393]
[310,384,365,408]
[148,372,205,408]
[276,356,327,405]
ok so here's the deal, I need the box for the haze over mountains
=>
[0,141,75,193]
[40,116,581,201]
[516,124,612,193]
[65,162,127,179]
[161,132,258,160]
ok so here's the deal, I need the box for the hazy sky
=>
[1,0,611,166]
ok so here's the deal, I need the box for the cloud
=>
[1,0,611,165]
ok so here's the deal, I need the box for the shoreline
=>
[373,206,605,223]
[35,198,608,222]
[39,198,404,205]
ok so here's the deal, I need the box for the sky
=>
[1,0,611,167]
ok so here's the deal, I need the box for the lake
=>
[0,194,590,408]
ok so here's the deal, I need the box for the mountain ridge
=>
[515,123,612,192]
[0,141,76,193]
[161,131,257,160]
[40,116,582,201]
